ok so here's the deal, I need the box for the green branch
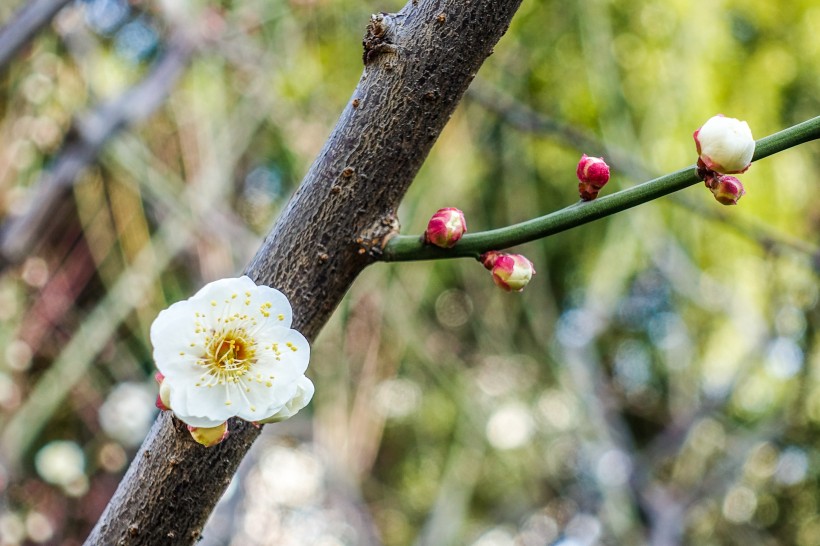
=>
[381,116,820,262]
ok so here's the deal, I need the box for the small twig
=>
[381,116,820,262]
[0,0,73,71]
[469,85,820,272]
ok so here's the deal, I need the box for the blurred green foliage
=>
[0,0,818,545]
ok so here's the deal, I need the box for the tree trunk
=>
[84,1,523,543]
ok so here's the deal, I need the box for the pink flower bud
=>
[424,207,467,248]
[693,115,755,174]
[576,154,611,201]
[187,422,229,447]
[708,175,745,205]
[481,252,536,292]
[154,372,171,411]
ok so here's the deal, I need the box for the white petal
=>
[165,384,226,428]
[255,328,310,377]
[187,276,258,328]
[186,277,293,335]
[186,389,235,421]
[258,375,315,423]
[151,302,202,355]
[234,383,285,421]
[153,352,203,381]
[258,374,312,418]
[175,413,225,429]
[152,341,205,380]
[242,283,294,330]
[151,293,216,381]
[228,362,299,421]
[189,276,257,305]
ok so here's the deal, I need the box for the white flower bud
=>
[693,115,755,174]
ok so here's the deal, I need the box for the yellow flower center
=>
[190,300,284,410]
[198,328,257,384]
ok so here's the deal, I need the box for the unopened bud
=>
[481,252,535,292]
[154,372,171,411]
[424,207,467,248]
[709,175,745,205]
[576,154,611,201]
[693,115,755,174]
[188,422,229,447]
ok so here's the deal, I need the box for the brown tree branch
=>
[0,0,72,71]
[84,1,524,544]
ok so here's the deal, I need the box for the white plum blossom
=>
[151,276,313,429]
[693,115,755,174]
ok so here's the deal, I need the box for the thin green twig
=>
[381,116,820,262]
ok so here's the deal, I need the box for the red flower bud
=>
[480,252,535,292]
[709,175,745,206]
[576,154,611,201]
[423,207,467,248]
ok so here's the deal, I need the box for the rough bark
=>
[84,1,523,544]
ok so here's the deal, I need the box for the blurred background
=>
[0,0,819,545]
